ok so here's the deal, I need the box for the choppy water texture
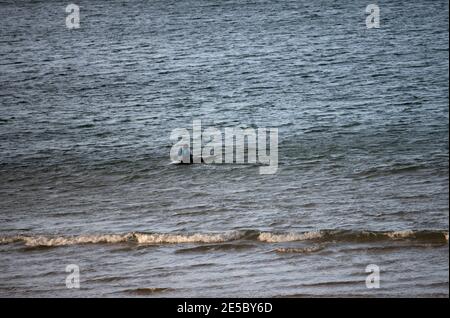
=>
[0,0,448,297]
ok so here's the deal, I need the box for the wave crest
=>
[258,231,323,242]
[134,231,243,244]
[14,234,133,247]
[0,229,447,247]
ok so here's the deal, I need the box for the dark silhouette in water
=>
[178,143,204,164]
[179,154,205,164]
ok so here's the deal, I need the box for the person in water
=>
[179,143,193,163]
[178,143,204,164]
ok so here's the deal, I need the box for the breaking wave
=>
[0,229,447,247]
[133,231,243,244]
[258,229,449,243]
[259,231,323,242]
[275,245,325,254]
[0,231,247,247]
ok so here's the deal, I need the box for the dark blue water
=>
[0,0,448,297]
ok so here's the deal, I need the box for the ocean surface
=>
[0,0,448,297]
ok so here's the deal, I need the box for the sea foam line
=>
[133,231,243,244]
[0,230,447,247]
[0,231,244,247]
[258,231,323,242]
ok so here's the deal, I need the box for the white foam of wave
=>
[0,236,20,244]
[0,231,244,247]
[275,245,324,254]
[258,231,323,243]
[134,231,242,244]
[385,230,416,239]
[1,230,447,247]
[19,234,132,247]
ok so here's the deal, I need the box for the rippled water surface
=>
[0,0,448,297]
